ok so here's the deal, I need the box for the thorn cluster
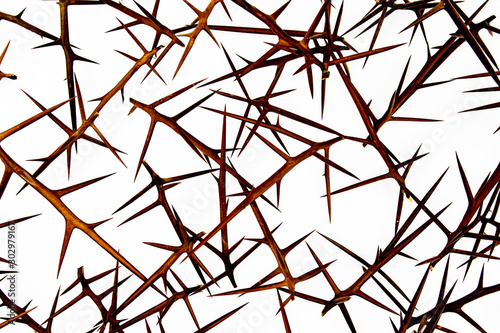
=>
[0,0,499,332]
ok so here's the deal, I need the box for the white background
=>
[1,0,500,332]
